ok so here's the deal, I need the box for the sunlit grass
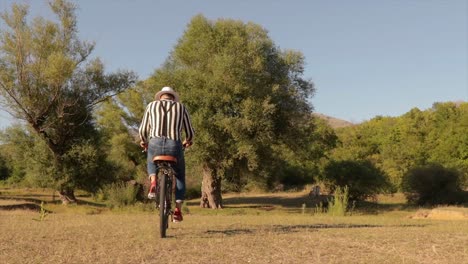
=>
[1,188,468,263]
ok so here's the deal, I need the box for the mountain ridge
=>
[314,113,354,129]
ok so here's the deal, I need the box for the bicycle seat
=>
[153,155,177,164]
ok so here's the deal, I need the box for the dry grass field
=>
[1,188,467,264]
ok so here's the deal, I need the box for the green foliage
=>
[127,15,322,195]
[276,117,338,188]
[327,186,351,216]
[95,101,144,182]
[0,124,115,193]
[60,139,115,193]
[0,125,54,187]
[0,155,8,181]
[185,185,202,200]
[425,103,468,184]
[33,201,49,222]
[332,102,468,191]
[402,164,465,206]
[0,0,136,194]
[321,160,391,201]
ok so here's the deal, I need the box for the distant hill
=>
[314,113,354,129]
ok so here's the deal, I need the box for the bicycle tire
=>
[159,172,168,238]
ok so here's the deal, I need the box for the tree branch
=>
[0,80,34,122]
[87,90,126,109]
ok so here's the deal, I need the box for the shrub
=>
[402,164,464,205]
[185,185,201,200]
[327,186,351,216]
[104,182,139,208]
[321,160,391,200]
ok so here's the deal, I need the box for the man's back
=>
[139,99,195,143]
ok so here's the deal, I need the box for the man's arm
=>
[139,103,151,145]
[182,106,195,146]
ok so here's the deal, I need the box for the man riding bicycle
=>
[139,86,195,222]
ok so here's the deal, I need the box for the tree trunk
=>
[58,187,77,205]
[200,165,223,209]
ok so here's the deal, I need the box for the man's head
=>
[154,86,179,102]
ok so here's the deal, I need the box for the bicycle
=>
[152,154,177,238]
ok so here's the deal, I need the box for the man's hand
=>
[182,140,192,148]
[140,141,148,152]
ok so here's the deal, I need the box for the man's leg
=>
[148,174,157,197]
[149,174,156,183]
[173,144,185,221]
[147,139,158,199]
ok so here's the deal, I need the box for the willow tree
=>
[0,0,136,203]
[142,15,315,208]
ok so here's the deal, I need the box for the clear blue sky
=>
[1,0,467,126]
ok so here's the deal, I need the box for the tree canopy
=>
[117,15,322,208]
[330,102,468,191]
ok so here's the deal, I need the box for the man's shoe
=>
[173,208,183,222]
[147,183,157,199]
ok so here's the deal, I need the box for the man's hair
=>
[160,93,175,100]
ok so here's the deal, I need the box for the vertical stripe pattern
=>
[139,100,195,143]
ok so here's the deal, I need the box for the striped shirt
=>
[139,100,195,143]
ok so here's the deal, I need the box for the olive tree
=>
[143,15,316,208]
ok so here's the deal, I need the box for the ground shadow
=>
[184,192,468,212]
[0,196,55,204]
[74,199,107,207]
[192,194,409,214]
[0,203,43,211]
[205,228,254,236]
[0,195,107,208]
[0,193,53,198]
[200,223,426,237]
[0,202,54,213]
[185,195,310,211]
[219,194,313,208]
[351,200,410,215]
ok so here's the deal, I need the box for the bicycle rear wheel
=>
[159,173,169,238]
